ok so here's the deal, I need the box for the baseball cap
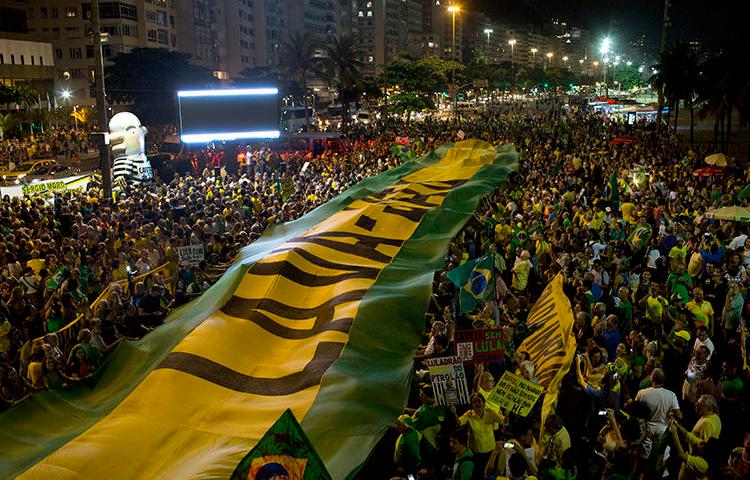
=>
[675,330,691,342]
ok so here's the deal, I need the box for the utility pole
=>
[91,0,112,202]
[655,0,670,135]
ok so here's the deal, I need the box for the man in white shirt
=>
[635,368,682,458]
[693,326,715,360]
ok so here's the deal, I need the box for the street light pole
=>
[600,37,611,100]
[484,28,493,51]
[508,39,516,86]
[91,0,111,203]
[448,5,460,120]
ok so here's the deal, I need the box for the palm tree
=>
[0,112,18,140]
[0,84,20,108]
[317,35,364,126]
[697,47,750,152]
[651,44,698,137]
[14,84,39,111]
[279,31,320,132]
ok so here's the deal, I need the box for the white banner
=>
[424,356,471,406]
[178,244,205,266]
[0,174,93,198]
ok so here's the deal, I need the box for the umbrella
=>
[705,206,750,222]
[705,153,731,167]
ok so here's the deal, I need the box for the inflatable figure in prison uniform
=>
[109,112,153,187]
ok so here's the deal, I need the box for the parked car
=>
[0,160,76,185]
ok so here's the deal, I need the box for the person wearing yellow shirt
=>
[454,393,504,473]
[495,223,513,244]
[670,244,688,271]
[672,394,721,480]
[685,288,715,333]
[26,256,46,276]
[620,202,637,224]
[641,285,668,325]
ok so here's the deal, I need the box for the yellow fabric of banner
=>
[516,274,576,441]
[18,140,499,480]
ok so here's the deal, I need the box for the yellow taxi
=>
[0,159,59,184]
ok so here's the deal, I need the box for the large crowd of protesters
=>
[382,100,750,480]
[0,128,93,167]
[1,96,749,480]
[0,125,400,406]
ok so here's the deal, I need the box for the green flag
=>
[628,223,652,251]
[446,255,494,313]
[603,171,619,207]
[390,143,415,162]
[230,409,332,480]
[737,183,750,201]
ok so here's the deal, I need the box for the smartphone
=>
[407,475,415,480]
[504,442,514,448]
[598,410,608,416]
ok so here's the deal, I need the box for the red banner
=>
[454,327,505,364]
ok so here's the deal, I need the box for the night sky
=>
[472,0,744,50]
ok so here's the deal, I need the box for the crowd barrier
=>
[16,261,178,388]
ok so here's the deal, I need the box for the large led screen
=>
[177,88,280,143]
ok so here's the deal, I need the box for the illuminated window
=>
[358,10,363,17]
[66,7,78,18]
[367,10,372,16]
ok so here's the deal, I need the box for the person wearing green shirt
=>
[666,265,692,305]
[394,414,422,472]
[450,427,475,480]
[411,385,446,461]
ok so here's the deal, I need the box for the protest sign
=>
[424,356,470,406]
[454,328,505,364]
[178,244,205,266]
[486,371,543,417]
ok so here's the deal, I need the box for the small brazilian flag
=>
[230,409,331,480]
[390,143,415,162]
[602,172,619,207]
[628,223,652,251]
[446,255,494,313]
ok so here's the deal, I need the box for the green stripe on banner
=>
[302,144,518,478]
[0,148,445,479]
[0,142,518,479]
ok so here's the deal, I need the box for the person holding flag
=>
[602,171,620,210]
[446,255,494,313]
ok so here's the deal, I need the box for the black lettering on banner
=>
[276,231,403,263]
[249,255,379,286]
[355,214,378,231]
[156,342,345,396]
[537,359,565,384]
[521,321,559,352]
[526,290,555,327]
[222,289,366,339]
[382,204,430,223]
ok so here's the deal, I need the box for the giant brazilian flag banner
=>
[0,140,518,479]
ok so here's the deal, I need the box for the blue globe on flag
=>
[469,270,488,297]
